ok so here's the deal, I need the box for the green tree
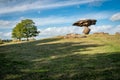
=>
[12,19,39,41]
[21,19,39,41]
[12,23,24,41]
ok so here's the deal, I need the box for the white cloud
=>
[88,0,105,7]
[0,32,2,38]
[37,26,83,39]
[0,12,109,28]
[0,11,110,30]
[1,25,120,39]
[0,0,105,14]
[32,16,76,26]
[0,20,16,29]
[0,20,11,26]
[30,12,110,26]
[110,12,120,21]
[0,32,11,39]
[37,25,120,39]
[0,10,110,29]
[82,12,110,20]
[91,25,120,34]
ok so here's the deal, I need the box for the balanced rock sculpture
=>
[73,19,97,35]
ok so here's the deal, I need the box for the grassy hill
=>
[0,34,120,80]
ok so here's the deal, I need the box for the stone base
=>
[83,27,91,35]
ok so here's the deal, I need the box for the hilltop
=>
[0,34,120,80]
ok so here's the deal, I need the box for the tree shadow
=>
[0,53,32,80]
[31,42,103,60]
[28,52,120,80]
[0,37,120,80]
[6,52,119,80]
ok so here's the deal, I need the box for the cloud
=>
[0,20,11,26]
[110,12,120,21]
[82,12,110,20]
[1,25,120,39]
[88,0,105,7]
[0,11,110,29]
[37,25,120,39]
[0,0,105,14]
[32,16,76,26]
[37,26,83,39]
[0,32,11,39]
[91,25,120,34]
[30,12,110,26]
[0,20,16,29]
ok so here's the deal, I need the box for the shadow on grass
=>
[0,53,31,80]
[16,52,120,80]
[0,38,120,80]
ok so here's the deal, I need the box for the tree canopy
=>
[12,19,39,41]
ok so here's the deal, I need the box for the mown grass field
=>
[0,34,120,80]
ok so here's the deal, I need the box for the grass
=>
[0,34,120,80]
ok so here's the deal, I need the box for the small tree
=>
[12,19,39,41]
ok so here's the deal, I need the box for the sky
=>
[0,0,120,39]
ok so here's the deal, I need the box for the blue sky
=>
[0,0,120,39]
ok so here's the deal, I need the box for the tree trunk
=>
[26,37,29,41]
[18,38,21,41]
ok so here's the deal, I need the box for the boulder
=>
[73,19,97,35]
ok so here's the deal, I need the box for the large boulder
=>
[73,19,97,35]
[73,19,97,27]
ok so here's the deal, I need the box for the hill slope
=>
[0,35,120,80]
